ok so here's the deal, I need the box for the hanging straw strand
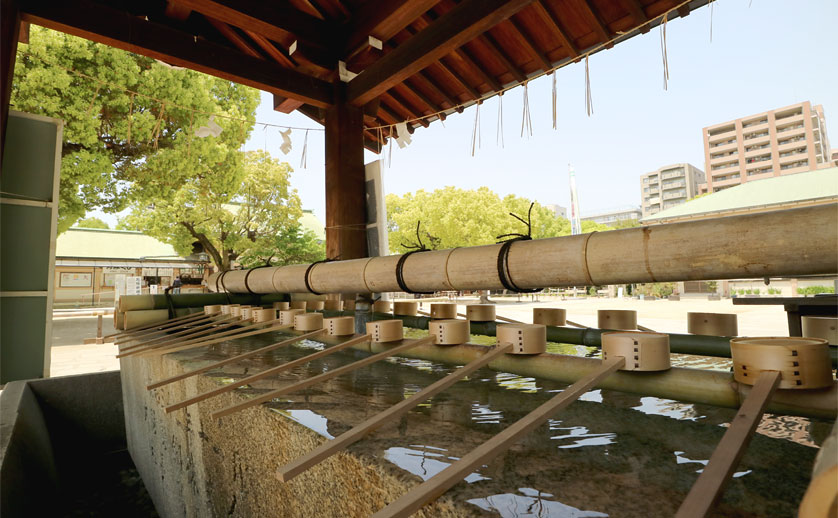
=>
[551,72,557,130]
[300,129,309,168]
[520,82,533,138]
[470,101,482,156]
[496,93,504,148]
[585,56,594,117]
[660,13,670,91]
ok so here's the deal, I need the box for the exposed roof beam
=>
[578,0,611,44]
[164,1,192,21]
[506,18,551,70]
[385,90,430,127]
[166,0,336,49]
[245,30,296,68]
[434,57,480,99]
[455,46,502,92]
[21,0,333,107]
[477,33,525,84]
[273,94,305,114]
[205,17,263,59]
[346,0,536,105]
[619,0,649,33]
[532,1,579,57]
[345,0,440,53]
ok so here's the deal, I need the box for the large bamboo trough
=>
[207,206,838,295]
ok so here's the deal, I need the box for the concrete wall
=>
[0,371,126,517]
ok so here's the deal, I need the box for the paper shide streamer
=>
[496,93,504,148]
[521,82,533,138]
[470,101,482,156]
[585,56,594,117]
[660,13,670,90]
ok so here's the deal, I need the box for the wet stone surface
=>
[123,328,827,518]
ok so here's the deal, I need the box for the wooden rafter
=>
[385,90,430,127]
[409,73,458,109]
[346,0,536,105]
[20,0,334,107]
[506,17,551,70]
[577,0,611,43]
[619,0,650,33]
[345,0,440,54]
[166,0,335,49]
[532,0,579,57]
[454,45,502,92]
[244,30,296,68]
[164,1,192,21]
[477,33,525,84]
[434,57,480,99]
[205,17,262,59]
[394,81,442,116]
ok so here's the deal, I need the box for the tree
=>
[120,150,320,271]
[606,218,641,229]
[387,187,583,254]
[11,26,259,233]
[75,216,109,229]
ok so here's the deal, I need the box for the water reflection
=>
[467,488,609,518]
[171,329,821,517]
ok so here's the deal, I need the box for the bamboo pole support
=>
[118,316,239,355]
[675,370,782,518]
[147,329,327,391]
[164,332,371,413]
[139,320,290,357]
[116,317,239,357]
[372,356,626,518]
[276,342,514,482]
[211,336,435,420]
[104,310,203,340]
[114,312,210,344]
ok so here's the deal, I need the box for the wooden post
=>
[324,87,366,261]
[1,0,20,162]
[96,313,103,344]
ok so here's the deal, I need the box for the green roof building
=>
[641,167,838,225]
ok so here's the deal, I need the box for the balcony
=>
[707,124,735,137]
[774,111,803,124]
[710,161,739,172]
[777,123,804,134]
[743,131,770,141]
[744,153,771,165]
[710,150,738,160]
[663,191,686,200]
[662,180,686,189]
[779,140,806,152]
[747,167,773,176]
[779,147,807,159]
[707,128,737,144]
[660,170,684,180]
[780,160,809,171]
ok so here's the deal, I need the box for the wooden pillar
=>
[324,88,367,261]
[1,0,21,163]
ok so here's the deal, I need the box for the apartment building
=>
[544,204,568,219]
[702,101,832,193]
[640,163,705,218]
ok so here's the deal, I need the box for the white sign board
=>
[141,267,157,276]
[157,267,174,277]
[126,276,142,296]
[103,266,135,274]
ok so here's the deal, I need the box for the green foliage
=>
[385,187,618,253]
[767,287,782,295]
[121,150,317,270]
[11,26,259,233]
[796,286,835,295]
[75,216,109,229]
[636,282,676,298]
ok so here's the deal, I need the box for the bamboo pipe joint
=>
[430,303,457,319]
[429,319,470,345]
[598,310,637,330]
[730,337,832,389]
[273,301,290,311]
[688,312,738,337]
[324,317,355,336]
[308,300,325,311]
[533,308,567,326]
[366,320,403,343]
[602,331,671,371]
[497,324,547,354]
[466,304,496,322]
[290,301,307,310]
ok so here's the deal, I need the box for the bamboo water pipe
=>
[207,205,837,295]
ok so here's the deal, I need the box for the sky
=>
[94,0,838,226]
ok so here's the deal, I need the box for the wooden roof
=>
[19,0,709,151]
